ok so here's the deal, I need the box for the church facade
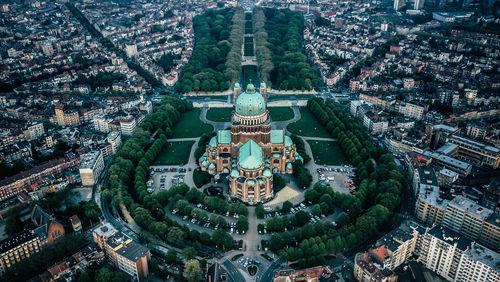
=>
[199,83,303,204]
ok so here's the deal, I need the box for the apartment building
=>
[363,111,389,134]
[104,233,150,281]
[0,230,41,273]
[447,135,500,169]
[120,116,136,136]
[93,115,111,133]
[354,251,398,282]
[442,196,500,253]
[417,225,500,282]
[0,158,73,201]
[23,122,45,141]
[93,223,150,280]
[455,243,500,282]
[417,226,470,281]
[79,151,104,186]
[424,151,472,177]
[415,184,449,226]
[466,123,488,139]
[54,104,81,127]
[398,102,426,120]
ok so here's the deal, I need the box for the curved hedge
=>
[271,98,405,268]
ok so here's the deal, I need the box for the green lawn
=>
[153,141,195,165]
[307,140,349,166]
[287,107,331,138]
[172,108,214,138]
[206,108,232,122]
[268,107,294,121]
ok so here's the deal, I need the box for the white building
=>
[120,116,137,136]
[125,44,138,57]
[107,131,122,154]
[79,151,104,186]
[23,122,45,141]
[455,243,500,282]
[93,115,110,133]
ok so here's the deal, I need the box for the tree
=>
[294,210,311,226]
[182,246,198,260]
[282,201,293,213]
[255,204,265,219]
[166,248,178,263]
[5,208,23,236]
[311,204,322,217]
[237,216,249,233]
[95,267,113,282]
[212,229,233,250]
[167,227,185,245]
[270,233,283,250]
[183,260,202,282]
[77,272,91,282]
[149,257,159,274]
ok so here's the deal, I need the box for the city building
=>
[0,230,41,273]
[93,115,110,133]
[70,215,82,233]
[54,104,80,127]
[107,131,122,154]
[120,116,137,136]
[200,83,301,204]
[23,122,45,141]
[79,151,104,186]
[102,232,150,281]
[125,43,138,57]
[447,135,500,169]
[354,250,398,282]
[273,266,333,281]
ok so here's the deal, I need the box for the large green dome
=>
[235,84,266,116]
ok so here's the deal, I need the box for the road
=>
[222,259,246,282]
[259,259,282,282]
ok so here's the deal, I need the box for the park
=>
[98,6,404,282]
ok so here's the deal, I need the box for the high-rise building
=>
[394,0,405,10]
[79,151,104,186]
[0,230,41,273]
[120,116,137,136]
[93,223,150,281]
[414,0,425,9]
[125,44,138,57]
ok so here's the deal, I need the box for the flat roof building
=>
[79,151,104,186]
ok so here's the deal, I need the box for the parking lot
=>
[316,165,356,195]
[148,166,188,194]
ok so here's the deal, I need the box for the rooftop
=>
[0,230,38,254]
[116,240,150,262]
[93,222,118,238]
[79,151,102,169]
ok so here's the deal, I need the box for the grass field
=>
[268,107,294,121]
[153,141,195,165]
[287,107,331,138]
[206,108,232,122]
[307,140,349,166]
[172,108,214,138]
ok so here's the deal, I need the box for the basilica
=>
[199,83,302,204]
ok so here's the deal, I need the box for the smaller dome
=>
[209,136,217,147]
[247,179,256,186]
[209,163,215,169]
[285,136,293,147]
[257,178,266,184]
[286,162,292,169]
[263,168,272,177]
[246,83,256,93]
[202,160,209,167]
[234,82,240,89]
[231,169,239,178]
